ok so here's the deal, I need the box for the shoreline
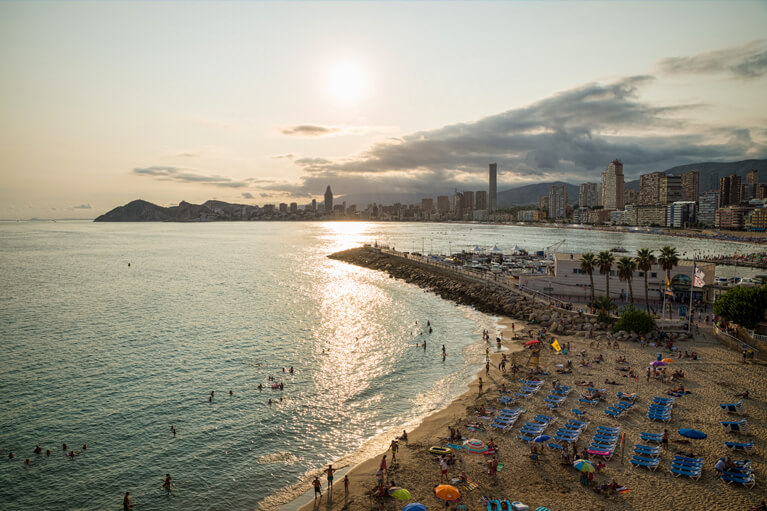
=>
[285,317,524,511]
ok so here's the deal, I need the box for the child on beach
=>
[313,476,322,499]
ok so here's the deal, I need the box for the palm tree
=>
[596,251,615,299]
[658,245,680,319]
[580,252,597,304]
[617,256,637,304]
[635,249,656,313]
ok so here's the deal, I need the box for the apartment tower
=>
[600,159,625,210]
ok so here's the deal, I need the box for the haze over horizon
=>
[2,1,767,219]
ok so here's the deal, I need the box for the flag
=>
[665,275,674,296]
[551,339,562,352]
[693,267,705,288]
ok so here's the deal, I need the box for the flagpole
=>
[688,258,696,332]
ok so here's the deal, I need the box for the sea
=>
[0,221,760,511]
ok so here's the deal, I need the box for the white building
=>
[698,192,719,226]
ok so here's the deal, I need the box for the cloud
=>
[260,193,270,198]
[271,153,295,159]
[281,125,340,137]
[72,204,92,209]
[175,152,199,158]
[133,166,250,188]
[241,192,254,199]
[659,40,767,78]
[263,76,766,198]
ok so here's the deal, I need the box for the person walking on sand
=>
[313,476,322,499]
[343,474,349,497]
[324,464,335,489]
[662,429,669,450]
[440,457,449,482]
[390,439,398,462]
[380,454,387,472]
[478,377,483,394]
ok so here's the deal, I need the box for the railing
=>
[713,324,761,359]
[745,328,767,343]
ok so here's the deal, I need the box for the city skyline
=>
[2,1,767,219]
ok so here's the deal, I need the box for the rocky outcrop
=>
[330,247,611,332]
[94,200,219,222]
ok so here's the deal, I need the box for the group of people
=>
[7,442,87,466]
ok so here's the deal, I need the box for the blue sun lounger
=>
[571,408,587,416]
[633,444,661,457]
[630,455,660,471]
[718,401,744,414]
[670,462,703,480]
[640,432,663,443]
[725,441,754,453]
[721,419,748,434]
[719,471,756,489]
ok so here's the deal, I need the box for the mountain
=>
[496,182,579,208]
[659,159,767,190]
[94,200,218,221]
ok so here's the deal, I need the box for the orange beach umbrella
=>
[661,358,674,363]
[434,485,461,501]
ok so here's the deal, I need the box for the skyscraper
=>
[659,175,683,204]
[639,171,663,205]
[720,175,741,206]
[548,184,568,219]
[488,163,497,213]
[311,199,317,212]
[324,185,333,212]
[579,183,599,208]
[475,190,487,210]
[681,171,700,202]
[462,191,474,216]
[436,196,451,215]
[600,160,625,210]
[744,169,760,201]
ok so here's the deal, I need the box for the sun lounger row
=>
[551,419,588,444]
[719,401,744,415]
[630,454,660,471]
[544,386,572,410]
[640,431,663,443]
[721,419,748,434]
[587,426,620,459]
[517,415,554,442]
[605,400,634,418]
[716,458,756,488]
[514,380,544,399]
[670,455,703,480]
[491,407,525,432]
[648,397,673,422]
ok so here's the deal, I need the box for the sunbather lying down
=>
[672,439,691,444]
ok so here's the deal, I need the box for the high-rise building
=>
[324,185,333,212]
[289,202,298,213]
[452,192,464,219]
[743,169,760,201]
[681,171,700,202]
[279,203,288,213]
[548,184,568,219]
[311,199,317,212]
[436,196,450,214]
[579,182,599,208]
[624,189,638,206]
[421,198,434,214]
[660,175,683,204]
[639,171,663,205]
[720,175,742,206]
[462,191,474,215]
[538,196,549,213]
[475,190,487,210]
[488,163,497,213]
[698,192,719,226]
[669,201,697,228]
[600,160,625,210]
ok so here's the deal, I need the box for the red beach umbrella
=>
[525,340,541,346]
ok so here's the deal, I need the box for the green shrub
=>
[714,285,767,330]
[613,306,656,334]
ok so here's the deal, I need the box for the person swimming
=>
[33,445,42,454]
[162,473,172,490]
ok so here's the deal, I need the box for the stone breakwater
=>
[329,246,615,335]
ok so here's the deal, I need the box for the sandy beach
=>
[295,317,766,511]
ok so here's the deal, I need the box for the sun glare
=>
[325,60,367,105]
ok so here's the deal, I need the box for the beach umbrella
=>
[391,488,412,500]
[650,361,666,367]
[661,358,674,363]
[678,429,707,440]
[525,340,541,346]
[573,459,596,472]
[434,485,461,501]
[463,438,488,453]
[533,435,550,443]
[403,504,427,511]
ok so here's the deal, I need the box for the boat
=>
[610,247,628,253]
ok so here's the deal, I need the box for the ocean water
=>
[0,221,757,511]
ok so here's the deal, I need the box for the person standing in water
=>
[162,473,172,491]
[123,491,131,510]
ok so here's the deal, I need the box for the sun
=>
[325,60,367,105]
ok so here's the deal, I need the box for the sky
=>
[1,0,766,219]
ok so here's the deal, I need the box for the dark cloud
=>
[259,193,270,198]
[659,40,767,78]
[271,153,295,159]
[281,125,340,137]
[133,166,249,188]
[73,204,92,209]
[241,192,254,199]
[266,76,764,197]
